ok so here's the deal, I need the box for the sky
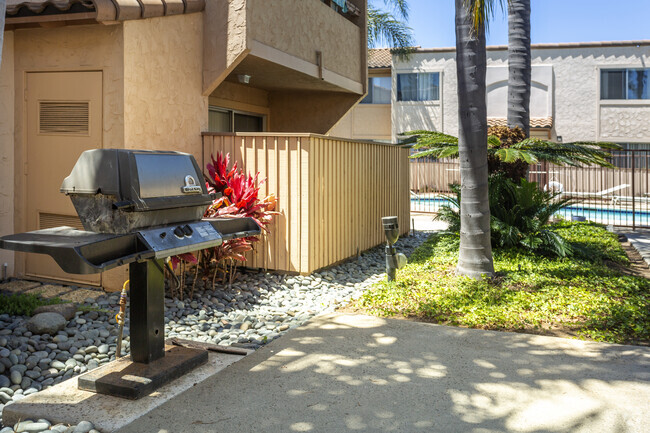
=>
[402,0,650,48]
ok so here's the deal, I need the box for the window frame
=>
[394,71,442,103]
[361,76,392,105]
[208,106,266,133]
[600,67,650,100]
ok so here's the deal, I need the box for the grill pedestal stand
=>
[77,259,208,399]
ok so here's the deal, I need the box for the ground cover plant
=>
[357,222,650,345]
[0,293,64,316]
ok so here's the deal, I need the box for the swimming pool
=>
[410,198,650,227]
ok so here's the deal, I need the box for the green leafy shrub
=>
[436,174,574,257]
[0,293,64,316]
[359,226,650,345]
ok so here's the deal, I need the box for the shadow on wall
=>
[118,313,649,432]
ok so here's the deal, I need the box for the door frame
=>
[18,69,104,286]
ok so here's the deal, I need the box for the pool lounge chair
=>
[561,184,630,201]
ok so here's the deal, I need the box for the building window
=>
[208,107,264,132]
[397,72,440,102]
[361,76,391,104]
[611,143,650,169]
[601,69,649,100]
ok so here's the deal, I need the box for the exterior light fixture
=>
[238,74,251,84]
[382,216,407,281]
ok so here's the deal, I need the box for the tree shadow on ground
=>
[117,313,650,433]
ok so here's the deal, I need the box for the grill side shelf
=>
[0,227,154,274]
[205,217,261,241]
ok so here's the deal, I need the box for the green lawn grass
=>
[358,222,650,345]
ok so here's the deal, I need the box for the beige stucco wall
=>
[11,24,125,285]
[203,0,249,95]
[249,0,362,84]
[209,81,270,117]
[123,13,208,161]
[329,104,392,141]
[269,91,360,134]
[0,31,15,278]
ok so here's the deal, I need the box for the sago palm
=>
[403,127,621,182]
[436,175,575,258]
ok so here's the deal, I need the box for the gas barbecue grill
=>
[0,149,260,398]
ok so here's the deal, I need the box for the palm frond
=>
[367,7,414,51]
[461,0,505,33]
[514,138,622,168]
[402,130,460,159]
[380,0,409,21]
[492,148,537,164]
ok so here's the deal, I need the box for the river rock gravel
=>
[0,232,427,431]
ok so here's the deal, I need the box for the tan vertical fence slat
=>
[201,133,410,274]
[300,138,310,272]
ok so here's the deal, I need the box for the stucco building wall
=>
[11,23,124,270]
[0,31,15,277]
[249,0,362,83]
[203,0,249,95]
[388,44,650,144]
[123,13,208,161]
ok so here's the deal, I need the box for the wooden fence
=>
[202,133,410,274]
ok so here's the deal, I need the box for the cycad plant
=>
[403,126,621,182]
[437,174,574,257]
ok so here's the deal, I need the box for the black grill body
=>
[0,149,261,398]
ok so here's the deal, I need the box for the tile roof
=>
[6,0,205,22]
[488,117,553,129]
[368,48,391,69]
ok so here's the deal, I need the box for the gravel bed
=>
[0,232,428,432]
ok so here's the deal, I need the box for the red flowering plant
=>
[168,152,277,298]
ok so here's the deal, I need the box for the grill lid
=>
[60,149,213,212]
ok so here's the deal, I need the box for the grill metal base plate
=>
[77,345,208,399]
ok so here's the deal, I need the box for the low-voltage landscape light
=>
[381,216,407,281]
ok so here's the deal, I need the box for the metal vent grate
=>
[39,101,90,135]
[39,213,85,231]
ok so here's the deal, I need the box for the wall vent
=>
[39,213,85,231]
[39,101,90,135]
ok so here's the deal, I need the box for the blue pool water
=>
[411,198,650,226]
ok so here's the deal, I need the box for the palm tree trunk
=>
[455,0,494,279]
[507,0,531,137]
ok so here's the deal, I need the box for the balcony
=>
[203,0,368,134]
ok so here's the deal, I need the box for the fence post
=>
[632,150,636,230]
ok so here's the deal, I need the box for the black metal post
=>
[632,151,636,230]
[385,244,397,281]
[129,259,165,363]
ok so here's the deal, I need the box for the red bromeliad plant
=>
[169,152,277,297]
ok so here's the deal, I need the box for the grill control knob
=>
[182,225,193,236]
[173,226,185,238]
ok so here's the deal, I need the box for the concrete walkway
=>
[615,228,650,268]
[117,313,650,433]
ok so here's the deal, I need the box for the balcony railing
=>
[320,0,362,24]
